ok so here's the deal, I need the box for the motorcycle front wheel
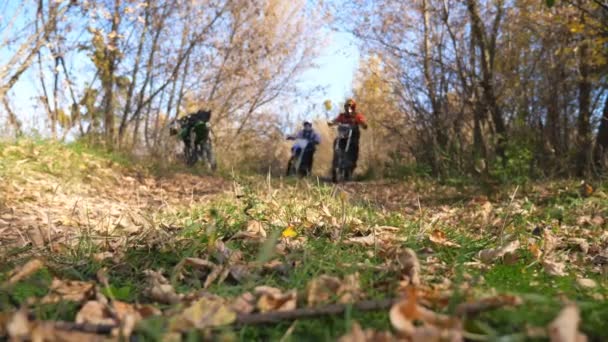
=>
[286,156,296,176]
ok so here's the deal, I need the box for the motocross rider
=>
[286,121,321,176]
[328,99,367,174]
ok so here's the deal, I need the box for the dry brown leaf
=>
[76,301,115,325]
[112,301,145,337]
[396,248,420,286]
[203,265,223,289]
[76,300,145,338]
[477,201,493,223]
[232,220,267,240]
[346,234,376,246]
[389,288,462,341]
[168,296,236,332]
[307,275,343,306]
[576,215,604,227]
[548,304,588,342]
[254,286,297,312]
[41,278,95,304]
[389,288,418,335]
[307,273,361,306]
[6,309,29,340]
[543,259,567,276]
[478,240,520,264]
[529,242,542,259]
[544,230,559,256]
[4,259,44,286]
[93,252,115,263]
[30,322,110,342]
[567,238,589,254]
[576,278,597,288]
[231,292,256,314]
[429,230,461,248]
[143,269,182,304]
[338,321,394,342]
[184,257,216,269]
[339,273,363,303]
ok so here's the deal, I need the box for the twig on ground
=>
[499,185,519,243]
[235,298,397,325]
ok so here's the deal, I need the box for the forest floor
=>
[1,139,607,341]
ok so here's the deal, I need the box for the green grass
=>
[1,140,607,340]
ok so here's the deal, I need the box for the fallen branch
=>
[52,321,116,334]
[21,298,398,336]
[17,295,522,336]
[235,298,398,325]
[456,294,522,317]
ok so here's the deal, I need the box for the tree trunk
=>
[102,0,121,148]
[118,0,150,147]
[593,94,608,171]
[576,42,592,177]
[466,0,507,164]
[3,98,22,137]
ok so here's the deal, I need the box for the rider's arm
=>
[328,114,343,126]
[310,132,321,145]
[286,130,301,140]
[356,114,368,129]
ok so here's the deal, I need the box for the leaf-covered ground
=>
[1,140,607,341]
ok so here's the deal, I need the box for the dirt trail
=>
[0,161,230,252]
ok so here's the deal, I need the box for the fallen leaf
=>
[180,258,214,272]
[4,259,44,286]
[261,259,291,274]
[255,286,297,312]
[390,288,462,340]
[548,304,587,342]
[543,230,559,256]
[477,201,493,223]
[346,234,376,246]
[339,273,363,303]
[143,269,182,304]
[307,274,362,306]
[577,215,604,227]
[396,248,421,286]
[429,230,461,248]
[567,238,589,254]
[576,278,596,288]
[543,259,567,277]
[232,220,267,240]
[231,292,256,314]
[93,252,115,262]
[169,296,236,332]
[76,301,115,325]
[478,240,520,264]
[30,321,109,342]
[529,242,542,259]
[7,309,29,340]
[281,226,298,238]
[338,321,394,342]
[41,278,95,304]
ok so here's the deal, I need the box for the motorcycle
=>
[331,123,355,182]
[169,116,217,171]
[286,138,311,177]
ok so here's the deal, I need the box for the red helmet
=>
[344,98,356,112]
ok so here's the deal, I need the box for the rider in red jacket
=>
[328,98,367,173]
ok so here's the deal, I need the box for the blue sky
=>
[1,1,360,135]
[296,30,360,122]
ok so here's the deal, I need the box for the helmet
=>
[303,121,312,130]
[344,98,356,112]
